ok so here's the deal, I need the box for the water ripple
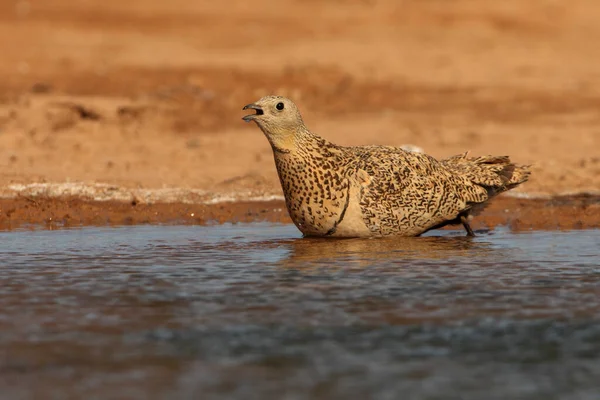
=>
[0,225,599,399]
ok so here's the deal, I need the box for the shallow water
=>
[0,224,599,399]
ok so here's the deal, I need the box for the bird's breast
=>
[273,153,358,236]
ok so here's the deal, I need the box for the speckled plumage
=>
[243,96,530,237]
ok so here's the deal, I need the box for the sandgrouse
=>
[243,96,530,237]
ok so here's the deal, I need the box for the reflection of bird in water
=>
[243,96,530,238]
[278,235,495,270]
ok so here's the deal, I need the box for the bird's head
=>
[242,96,307,151]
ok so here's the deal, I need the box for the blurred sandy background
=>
[1,0,599,201]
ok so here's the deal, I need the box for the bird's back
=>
[346,146,529,236]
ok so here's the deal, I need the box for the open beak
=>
[242,103,263,122]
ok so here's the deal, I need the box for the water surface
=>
[1,225,599,399]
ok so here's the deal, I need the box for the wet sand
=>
[1,0,599,229]
[1,194,599,232]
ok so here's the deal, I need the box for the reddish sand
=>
[1,195,599,233]
[0,0,599,229]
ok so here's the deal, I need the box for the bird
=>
[242,96,530,238]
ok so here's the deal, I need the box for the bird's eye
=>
[276,102,284,111]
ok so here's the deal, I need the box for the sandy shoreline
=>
[1,190,599,232]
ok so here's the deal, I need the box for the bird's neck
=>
[261,125,325,155]
[271,128,341,169]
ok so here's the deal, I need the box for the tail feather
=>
[442,151,531,204]
[505,164,531,189]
